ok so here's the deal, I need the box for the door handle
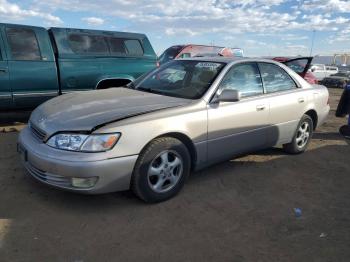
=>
[298,98,305,103]
[256,105,266,111]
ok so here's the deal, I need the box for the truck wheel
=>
[283,115,313,154]
[131,137,191,203]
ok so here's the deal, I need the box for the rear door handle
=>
[256,105,266,111]
[298,98,305,103]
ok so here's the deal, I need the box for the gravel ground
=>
[0,88,349,262]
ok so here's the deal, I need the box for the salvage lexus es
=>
[18,58,330,202]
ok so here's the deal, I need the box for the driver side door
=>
[207,62,270,163]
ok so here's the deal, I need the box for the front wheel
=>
[131,137,191,203]
[283,115,313,154]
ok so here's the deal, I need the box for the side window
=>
[68,34,109,54]
[105,38,144,56]
[6,27,41,60]
[259,63,297,93]
[124,39,143,56]
[108,37,127,55]
[218,63,263,98]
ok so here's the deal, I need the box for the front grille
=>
[30,122,47,141]
[27,163,72,187]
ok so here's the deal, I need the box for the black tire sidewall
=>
[132,138,191,203]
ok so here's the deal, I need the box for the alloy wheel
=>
[147,150,183,193]
[296,121,310,149]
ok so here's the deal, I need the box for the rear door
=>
[0,25,12,109]
[5,24,59,108]
[258,62,306,145]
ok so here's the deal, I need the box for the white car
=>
[311,64,338,81]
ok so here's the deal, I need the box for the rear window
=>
[68,33,143,56]
[6,27,41,60]
[68,34,109,54]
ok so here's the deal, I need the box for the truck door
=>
[0,25,12,109]
[4,25,59,109]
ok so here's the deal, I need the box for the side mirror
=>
[212,89,241,103]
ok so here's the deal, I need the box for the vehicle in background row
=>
[320,71,350,89]
[18,57,330,202]
[0,23,157,110]
[272,57,318,84]
[158,44,243,65]
[310,64,339,81]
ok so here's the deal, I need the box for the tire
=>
[283,115,313,154]
[131,137,191,203]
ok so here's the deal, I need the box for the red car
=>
[272,57,318,84]
[158,45,243,65]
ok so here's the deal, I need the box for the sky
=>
[0,0,350,56]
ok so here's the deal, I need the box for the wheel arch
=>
[304,109,318,130]
[95,77,134,89]
[155,132,197,171]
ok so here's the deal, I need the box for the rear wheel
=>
[131,137,191,203]
[283,115,313,154]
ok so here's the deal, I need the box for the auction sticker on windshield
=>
[195,62,222,70]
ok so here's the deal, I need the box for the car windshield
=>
[135,60,225,99]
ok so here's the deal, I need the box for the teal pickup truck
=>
[0,23,157,110]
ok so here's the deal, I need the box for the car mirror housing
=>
[212,89,241,103]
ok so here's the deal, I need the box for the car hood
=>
[30,88,191,136]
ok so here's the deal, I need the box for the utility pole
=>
[310,30,316,56]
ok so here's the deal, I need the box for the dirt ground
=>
[0,89,349,262]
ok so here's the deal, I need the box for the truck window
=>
[107,38,143,56]
[108,37,127,55]
[6,27,41,60]
[124,40,143,56]
[68,34,109,55]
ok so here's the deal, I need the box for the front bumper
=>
[18,127,138,194]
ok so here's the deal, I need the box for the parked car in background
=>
[18,57,329,202]
[272,57,318,84]
[0,23,157,110]
[158,45,243,65]
[320,71,350,89]
[310,64,338,81]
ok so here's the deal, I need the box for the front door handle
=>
[256,105,266,111]
[298,98,305,103]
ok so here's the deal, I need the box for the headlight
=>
[47,133,120,152]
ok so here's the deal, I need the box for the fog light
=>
[71,177,98,188]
